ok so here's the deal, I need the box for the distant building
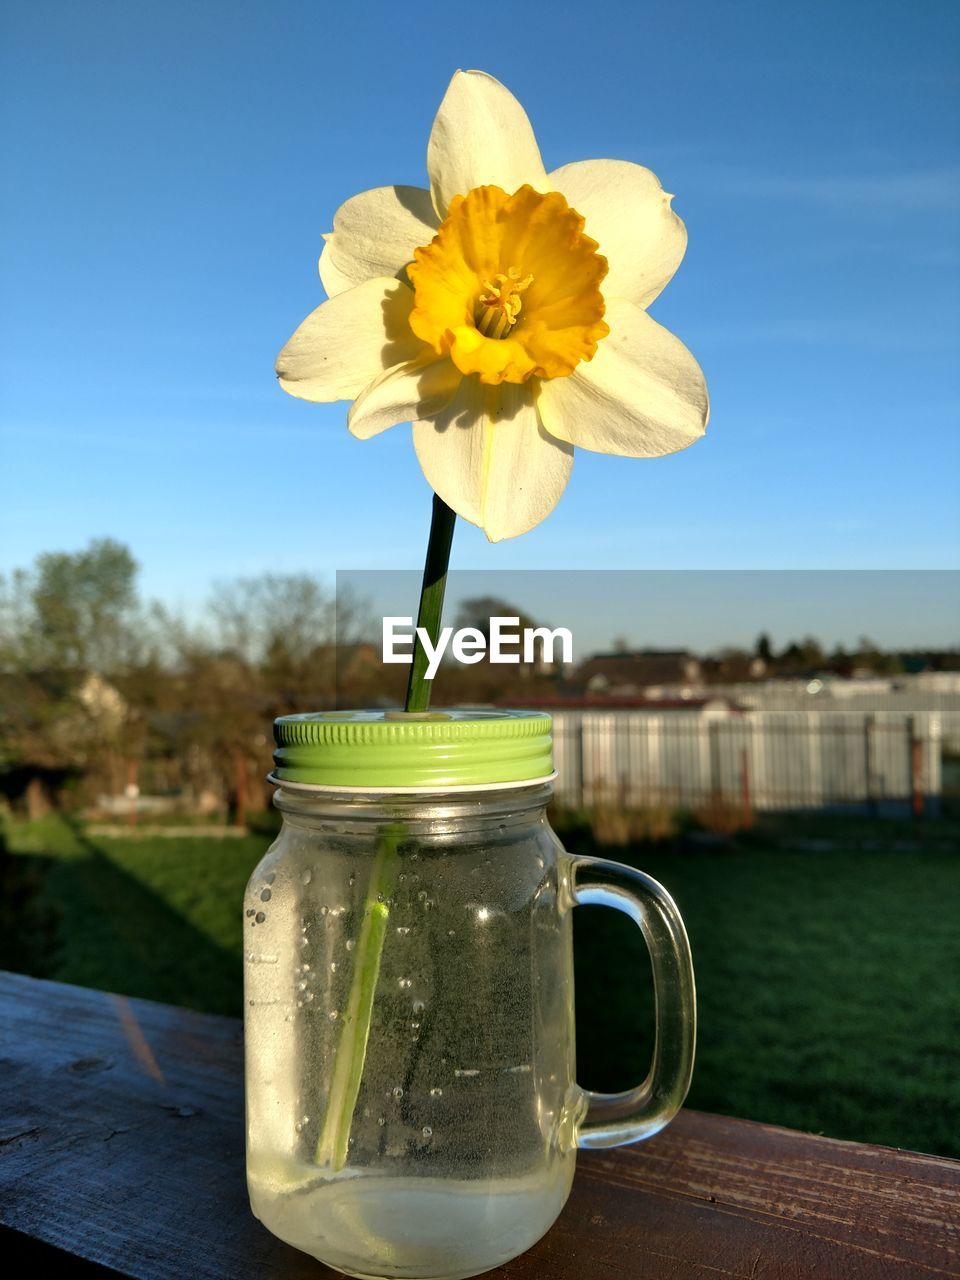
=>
[570,649,702,698]
[701,654,768,682]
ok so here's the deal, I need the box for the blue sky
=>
[1,0,959,630]
[343,571,960,654]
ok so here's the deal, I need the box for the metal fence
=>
[551,709,943,817]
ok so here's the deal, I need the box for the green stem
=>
[405,494,457,713]
[313,494,456,1170]
[315,823,403,1170]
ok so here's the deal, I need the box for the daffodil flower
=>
[277,70,709,542]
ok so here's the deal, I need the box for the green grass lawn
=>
[3,812,958,1157]
[2,815,265,1016]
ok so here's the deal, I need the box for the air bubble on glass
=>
[345,939,355,951]
[260,888,272,902]
[392,1086,404,1101]
[422,1126,433,1139]
[412,999,425,1014]
[254,911,266,924]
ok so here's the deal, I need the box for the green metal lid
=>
[272,708,553,790]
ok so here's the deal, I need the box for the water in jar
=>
[244,795,580,1280]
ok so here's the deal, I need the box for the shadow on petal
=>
[379,282,431,369]
[412,360,461,421]
[430,375,533,433]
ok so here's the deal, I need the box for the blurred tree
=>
[208,573,338,708]
[779,635,825,672]
[0,540,148,809]
[455,596,539,641]
[854,637,904,675]
[169,573,343,824]
[754,632,774,665]
[0,569,33,673]
[828,643,853,677]
[30,538,140,675]
[0,552,365,819]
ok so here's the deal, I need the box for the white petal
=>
[427,70,548,218]
[348,358,462,440]
[316,242,358,298]
[319,185,439,298]
[548,159,687,309]
[413,379,573,542]
[276,278,426,402]
[537,299,708,457]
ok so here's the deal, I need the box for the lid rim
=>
[271,708,554,789]
[267,771,558,796]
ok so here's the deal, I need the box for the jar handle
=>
[566,853,696,1148]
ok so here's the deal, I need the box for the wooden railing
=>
[0,971,957,1277]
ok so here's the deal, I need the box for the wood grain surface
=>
[0,970,957,1279]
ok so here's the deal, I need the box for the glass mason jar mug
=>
[245,711,696,1280]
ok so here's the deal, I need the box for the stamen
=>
[475,267,534,338]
